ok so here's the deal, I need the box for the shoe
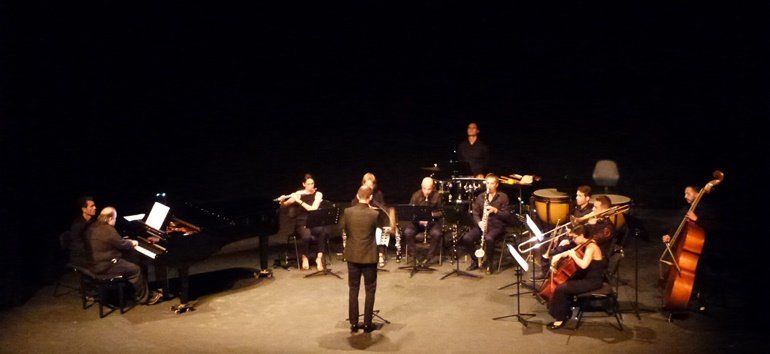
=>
[147,291,164,306]
[485,266,493,275]
[547,321,567,330]
[363,323,376,333]
[378,256,386,268]
[350,323,359,333]
[466,262,479,271]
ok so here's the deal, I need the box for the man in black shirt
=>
[65,196,97,268]
[86,207,162,305]
[457,122,490,176]
[462,174,510,274]
[404,177,444,265]
[341,186,387,333]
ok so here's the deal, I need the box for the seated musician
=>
[86,207,162,305]
[547,185,594,259]
[404,177,444,266]
[586,195,616,255]
[572,185,593,218]
[462,173,510,274]
[351,173,396,268]
[546,225,606,329]
[280,174,330,271]
[64,196,97,268]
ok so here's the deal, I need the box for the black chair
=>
[287,231,334,270]
[53,231,80,297]
[71,265,131,318]
[571,247,625,331]
[404,231,444,266]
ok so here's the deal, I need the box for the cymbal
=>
[451,176,485,181]
[421,166,441,172]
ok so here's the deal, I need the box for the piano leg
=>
[172,266,195,314]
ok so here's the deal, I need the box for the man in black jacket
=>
[462,174,510,274]
[341,186,387,333]
[86,207,162,305]
[65,196,97,268]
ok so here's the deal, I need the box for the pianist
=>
[86,207,162,305]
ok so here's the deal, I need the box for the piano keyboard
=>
[135,245,158,259]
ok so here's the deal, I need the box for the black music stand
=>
[493,244,536,326]
[304,207,342,279]
[441,224,480,280]
[394,205,438,277]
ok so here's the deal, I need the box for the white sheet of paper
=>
[525,214,544,241]
[123,213,146,222]
[507,244,529,271]
[145,202,170,231]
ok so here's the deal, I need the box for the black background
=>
[1,1,765,315]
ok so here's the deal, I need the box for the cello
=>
[539,240,594,302]
[659,170,724,311]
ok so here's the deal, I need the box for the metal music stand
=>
[393,204,438,277]
[304,207,342,279]
[493,244,536,326]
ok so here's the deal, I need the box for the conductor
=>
[341,186,387,333]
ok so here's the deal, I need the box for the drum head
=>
[532,188,569,200]
[592,194,632,206]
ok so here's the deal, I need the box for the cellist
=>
[546,225,607,330]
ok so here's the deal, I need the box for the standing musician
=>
[279,174,329,271]
[462,173,510,274]
[457,122,490,176]
[351,173,397,267]
[662,185,712,244]
[404,177,444,266]
[546,225,606,329]
[341,186,388,333]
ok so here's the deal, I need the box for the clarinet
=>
[474,191,491,267]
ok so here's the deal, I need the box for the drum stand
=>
[493,267,535,327]
[441,224,479,280]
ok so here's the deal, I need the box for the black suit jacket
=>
[86,223,134,274]
[341,203,386,264]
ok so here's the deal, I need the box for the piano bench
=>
[71,265,130,318]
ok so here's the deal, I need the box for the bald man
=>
[404,177,445,265]
[86,207,162,305]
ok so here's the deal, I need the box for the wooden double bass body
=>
[661,170,723,311]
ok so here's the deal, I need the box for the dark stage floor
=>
[0,208,762,353]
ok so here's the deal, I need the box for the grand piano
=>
[119,196,279,313]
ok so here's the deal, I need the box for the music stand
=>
[493,244,536,326]
[393,205,438,277]
[304,207,342,279]
[441,224,480,280]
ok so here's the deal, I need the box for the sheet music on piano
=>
[146,202,171,231]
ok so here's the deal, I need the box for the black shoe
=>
[363,323,375,333]
[466,262,479,271]
[485,265,493,275]
[147,291,164,306]
[547,321,567,330]
[350,323,359,333]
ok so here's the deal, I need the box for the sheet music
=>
[525,215,544,241]
[507,244,529,271]
[123,213,145,222]
[135,245,157,259]
[145,202,170,231]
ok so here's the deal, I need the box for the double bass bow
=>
[659,170,724,311]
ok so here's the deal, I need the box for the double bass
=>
[659,170,724,311]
